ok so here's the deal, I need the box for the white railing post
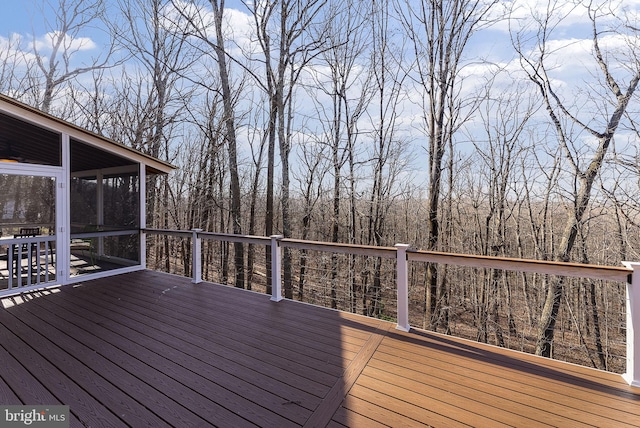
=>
[396,244,410,332]
[623,262,640,387]
[271,235,284,302]
[192,228,203,284]
[139,163,147,269]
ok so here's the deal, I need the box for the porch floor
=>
[0,270,638,427]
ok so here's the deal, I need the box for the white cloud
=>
[164,1,258,63]
[31,31,97,53]
[223,7,254,40]
[0,33,43,71]
[492,0,640,38]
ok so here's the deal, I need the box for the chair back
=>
[15,227,40,238]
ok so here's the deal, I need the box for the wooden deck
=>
[0,270,638,427]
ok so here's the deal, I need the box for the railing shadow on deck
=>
[142,228,640,388]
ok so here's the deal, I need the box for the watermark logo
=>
[0,406,69,428]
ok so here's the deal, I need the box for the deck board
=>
[15,295,212,427]
[31,286,303,427]
[107,273,373,352]
[372,347,638,426]
[304,322,390,427]
[329,406,387,428]
[0,374,21,405]
[0,307,173,428]
[0,270,638,427]
[96,279,357,371]
[72,283,338,397]
[0,311,127,427]
[75,297,308,425]
[376,332,640,420]
[0,339,60,406]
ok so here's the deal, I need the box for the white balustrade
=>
[623,262,640,387]
[191,228,203,284]
[270,235,284,302]
[395,243,410,332]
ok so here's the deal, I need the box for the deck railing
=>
[0,235,57,292]
[144,228,639,387]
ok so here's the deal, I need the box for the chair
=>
[70,224,97,267]
[18,227,40,237]
[13,227,41,282]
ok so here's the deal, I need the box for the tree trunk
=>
[512,2,640,358]
[211,0,245,289]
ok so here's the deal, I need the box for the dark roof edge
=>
[0,92,177,174]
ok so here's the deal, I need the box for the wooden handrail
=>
[408,249,631,283]
[71,229,140,239]
[143,228,630,282]
[280,238,397,259]
[144,228,271,246]
[143,228,191,238]
[198,231,271,246]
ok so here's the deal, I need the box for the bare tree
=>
[470,77,536,345]
[360,0,409,317]
[246,0,330,298]
[205,0,246,288]
[161,0,253,288]
[0,34,38,98]
[396,0,498,330]
[513,1,640,357]
[307,0,373,308]
[245,95,270,291]
[293,136,328,300]
[31,0,116,114]
[112,0,194,271]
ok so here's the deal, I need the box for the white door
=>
[0,163,64,296]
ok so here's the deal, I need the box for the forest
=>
[2,0,640,371]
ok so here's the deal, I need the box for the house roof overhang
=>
[0,93,176,175]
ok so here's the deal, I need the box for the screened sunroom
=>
[0,94,174,296]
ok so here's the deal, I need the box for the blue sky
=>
[0,1,624,81]
[0,2,47,36]
[0,1,612,73]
